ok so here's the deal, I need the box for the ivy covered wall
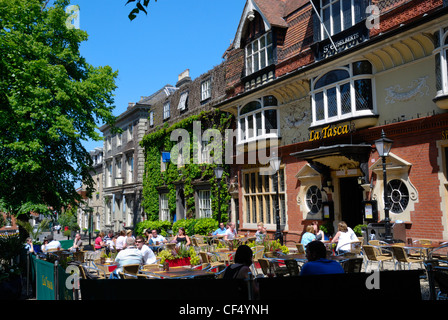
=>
[140,109,234,222]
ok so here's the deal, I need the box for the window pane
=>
[265,195,271,224]
[263,95,278,106]
[260,48,266,69]
[342,0,352,30]
[327,87,338,118]
[240,101,262,115]
[315,69,350,89]
[251,172,256,193]
[267,46,274,66]
[340,82,351,114]
[260,35,266,48]
[436,52,442,91]
[332,1,341,35]
[246,56,253,75]
[248,116,254,138]
[354,79,373,111]
[258,195,264,222]
[315,92,325,121]
[254,52,259,72]
[256,112,262,136]
[265,174,270,192]
[353,60,372,75]
[240,118,246,141]
[264,109,278,131]
[244,173,249,193]
[323,7,331,38]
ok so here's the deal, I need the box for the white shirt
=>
[114,247,144,273]
[116,236,126,250]
[46,240,61,250]
[140,245,157,265]
[225,228,236,240]
[336,228,358,252]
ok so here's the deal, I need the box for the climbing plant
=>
[140,109,233,222]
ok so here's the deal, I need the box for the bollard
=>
[247,272,254,300]
[54,260,59,300]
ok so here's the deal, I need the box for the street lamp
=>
[375,130,394,243]
[214,165,224,224]
[269,152,283,245]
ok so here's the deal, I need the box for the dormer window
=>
[245,32,273,76]
[320,0,366,40]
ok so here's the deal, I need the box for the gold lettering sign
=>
[309,123,355,141]
[442,129,448,140]
[42,275,54,290]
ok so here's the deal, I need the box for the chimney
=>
[176,69,192,87]
[128,102,135,109]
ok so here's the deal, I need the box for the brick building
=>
[214,0,448,244]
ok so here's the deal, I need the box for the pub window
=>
[163,102,170,120]
[198,190,212,218]
[238,95,279,144]
[311,60,375,126]
[305,185,323,214]
[243,168,286,226]
[386,179,409,214]
[201,78,211,101]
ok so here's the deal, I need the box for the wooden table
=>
[144,266,215,279]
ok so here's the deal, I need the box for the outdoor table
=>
[211,250,236,265]
[144,266,215,279]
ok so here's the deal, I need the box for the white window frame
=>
[311,61,375,127]
[245,32,273,76]
[163,102,170,120]
[320,0,361,40]
[198,190,212,218]
[178,91,188,111]
[201,78,211,101]
[128,123,133,141]
[127,154,134,183]
[160,193,170,221]
[436,27,448,96]
[149,111,154,127]
[237,96,279,144]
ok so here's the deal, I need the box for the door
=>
[339,177,364,228]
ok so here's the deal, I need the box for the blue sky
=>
[71,0,246,152]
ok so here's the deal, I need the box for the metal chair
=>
[123,264,141,276]
[390,245,424,270]
[284,259,300,276]
[341,257,363,273]
[362,245,393,271]
[296,243,305,254]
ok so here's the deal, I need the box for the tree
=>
[125,0,157,21]
[0,0,118,223]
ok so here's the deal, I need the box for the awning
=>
[290,144,372,182]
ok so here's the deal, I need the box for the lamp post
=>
[269,153,283,245]
[214,165,224,224]
[375,130,394,243]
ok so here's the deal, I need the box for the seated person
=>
[148,229,167,252]
[212,222,227,237]
[136,236,157,265]
[45,235,62,251]
[112,237,145,277]
[173,227,191,246]
[300,240,344,276]
[301,225,316,247]
[224,222,237,241]
[223,245,259,296]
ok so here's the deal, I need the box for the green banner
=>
[33,256,55,300]
[57,263,74,300]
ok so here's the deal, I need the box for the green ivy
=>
[140,109,233,222]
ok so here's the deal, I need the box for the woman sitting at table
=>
[331,221,358,255]
[223,245,259,296]
[173,227,191,246]
[301,225,316,246]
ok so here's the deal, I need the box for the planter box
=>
[168,257,191,267]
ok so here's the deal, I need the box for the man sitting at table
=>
[110,237,144,278]
[300,240,344,276]
[212,222,227,237]
[136,236,157,265]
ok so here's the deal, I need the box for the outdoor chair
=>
[362,245,393,271]
[284,259,300,276]
[78,264,106,280]
[390,245,425,270]
[252,246,265,275]
[433,266,448,300]
[199,251,226,271]
[123,264,141,276]
[296,243,305,254]
[341,258,363,273]
[258,258,273,277]
[429,242,448,262]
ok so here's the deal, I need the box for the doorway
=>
[339,177,364,229]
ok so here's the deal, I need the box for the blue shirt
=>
[301,232,316,246]
[213,228,227,235]
[300,258,345,276]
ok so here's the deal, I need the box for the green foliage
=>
[320,221,335,236]
[140,110,233,222]
[16,218,51,241]
[0,0,118,220]
[172,218,218,236]
[353,224,367,237]
[58,210,80,231]
[135,220,172,237]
